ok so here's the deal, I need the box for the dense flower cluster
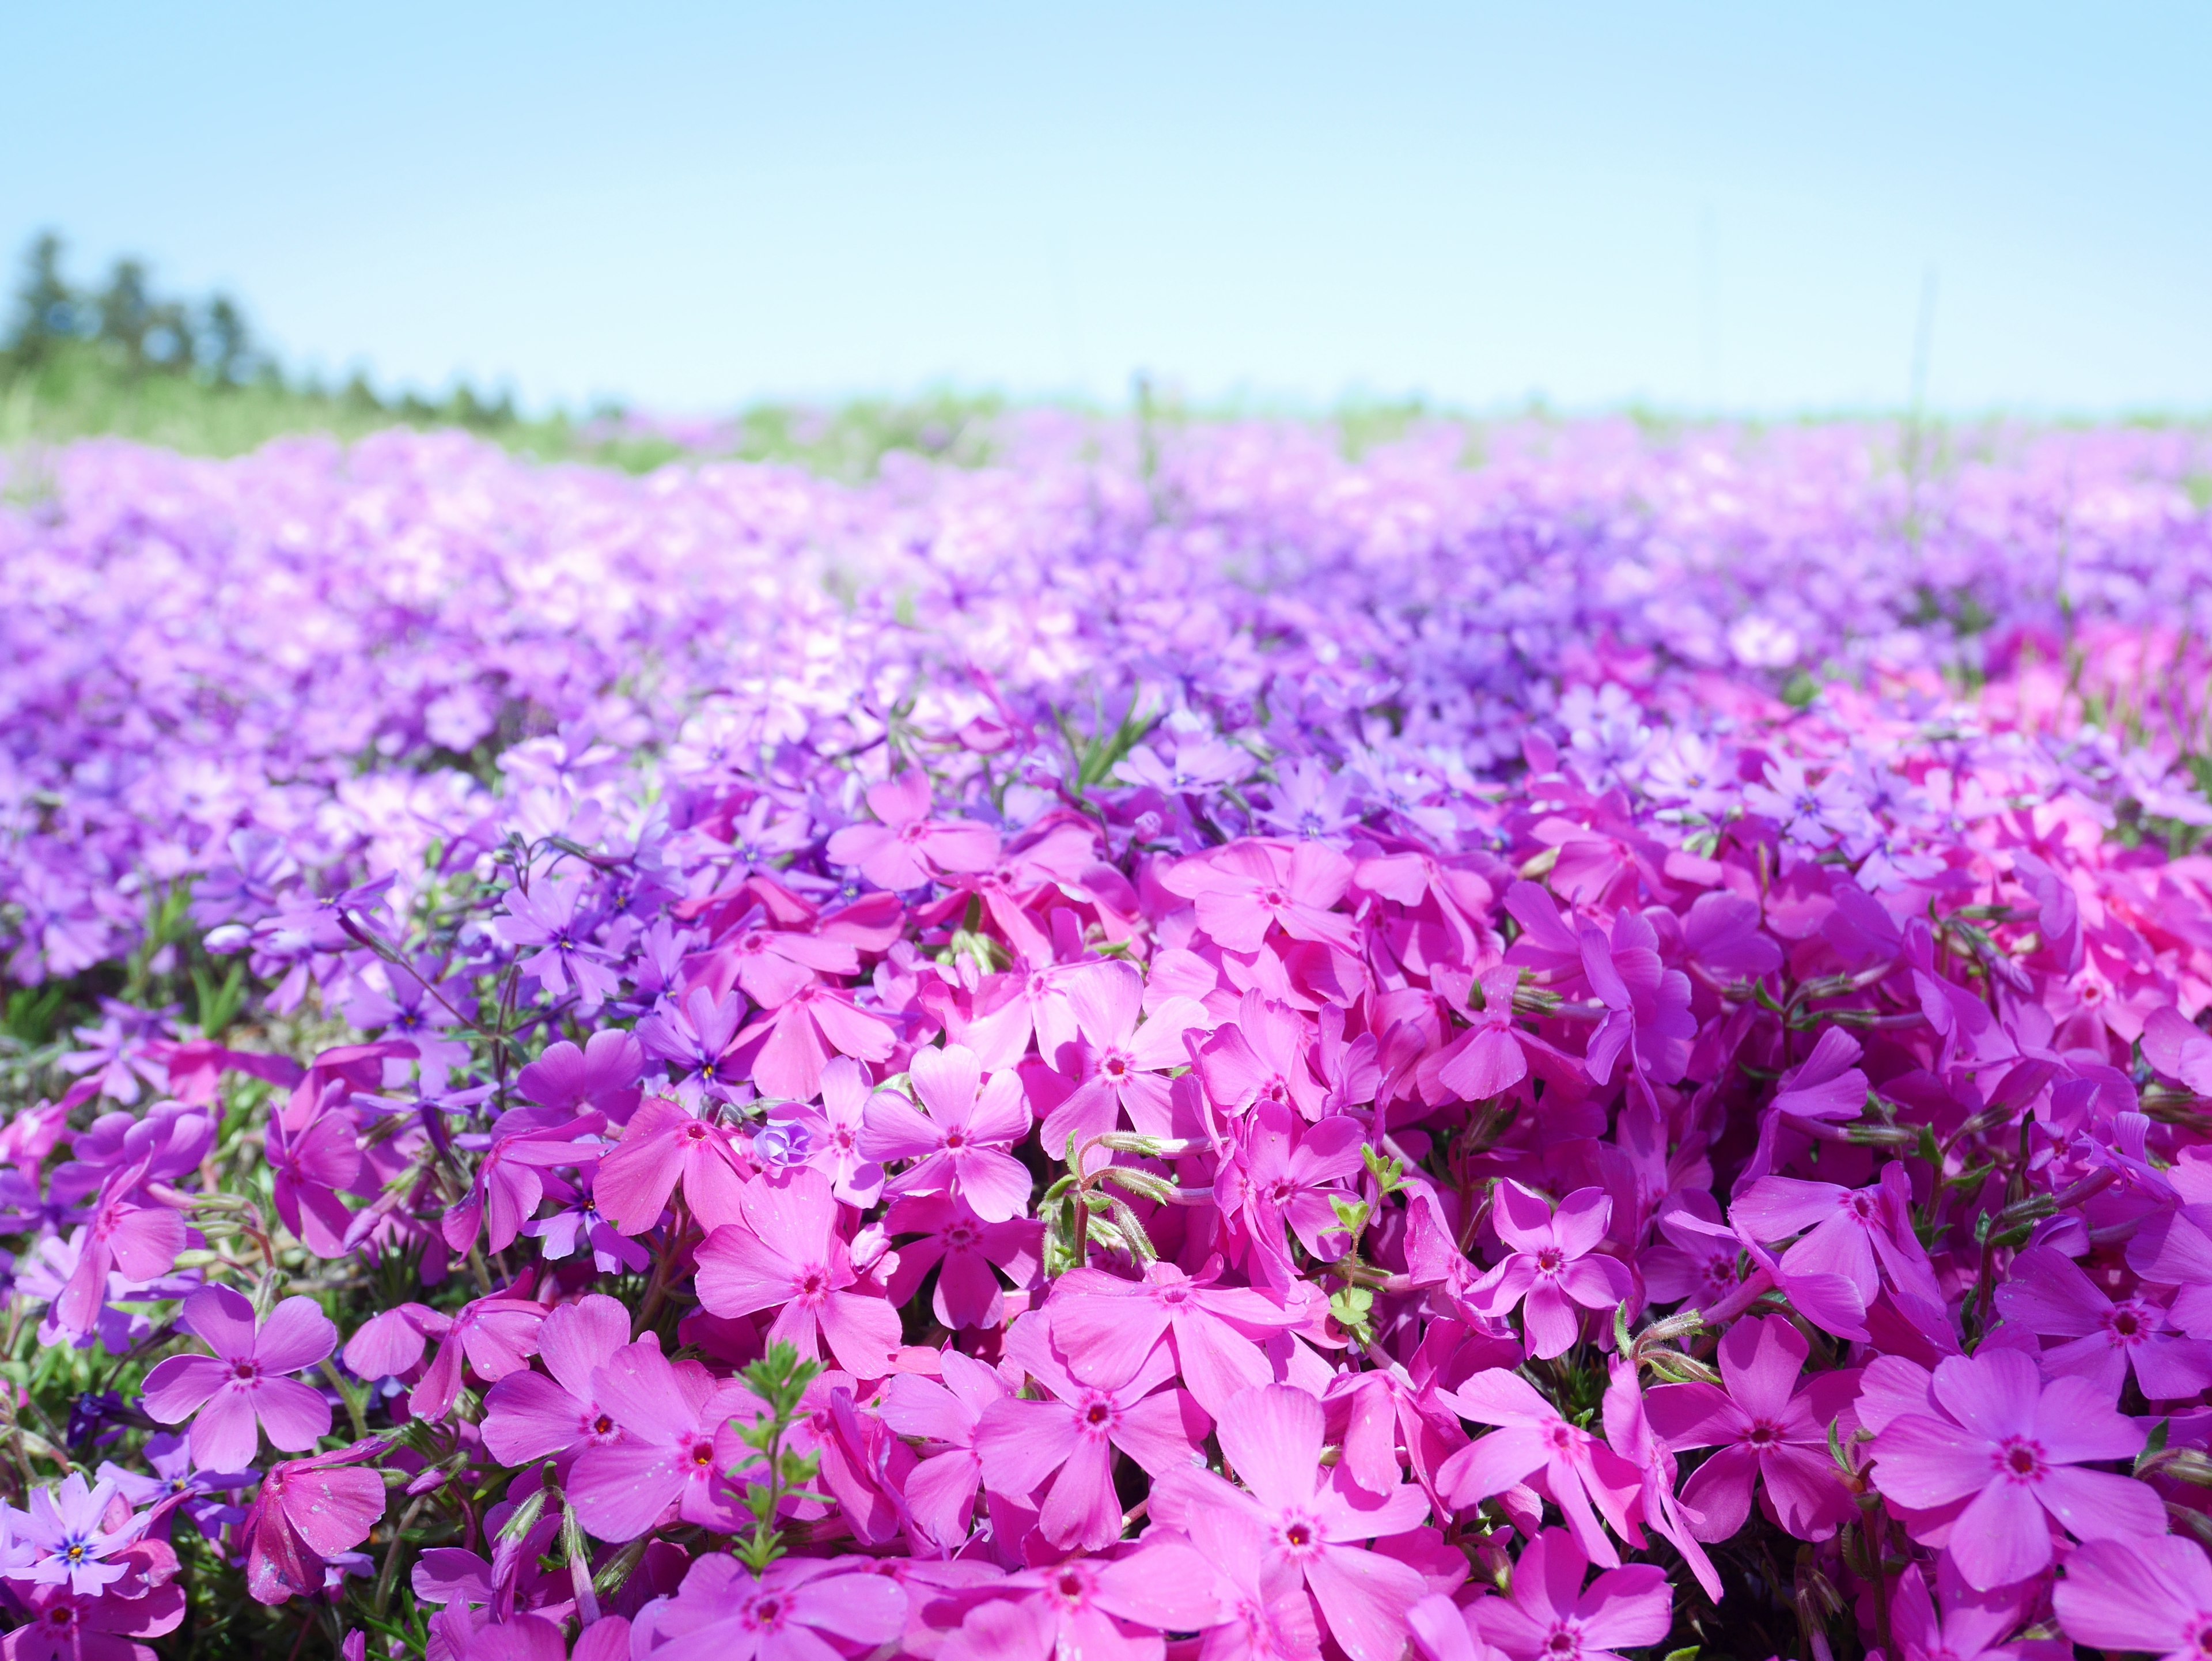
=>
[2,416,2211,1660]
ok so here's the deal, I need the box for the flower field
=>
[3,414,2212,1660]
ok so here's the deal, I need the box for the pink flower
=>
[1045,1259,1306,1418]
[877,1350,1012,1549]
[1578,909,1695,1100]
[1037,960,1207,1157]
[1160,839,1359,955]
[566,1335,756,1541]
[441,1106,601,1256]
[339,1301,452,1381]
[266,1107,360,1257]
[1471,1182,1633,1360]
[1995,1246,2212,1401]
[696,912,859,1009]
[141,1287,336,1473]
[514,1029,644,1118]
[1889,1556,2067,1661]
[1470,1528,1672,1661]
[860,1044,1033,1223]
[1,1535,184,1660]
[593,1096,749,1236]
[934,1541,1219,1661]
[1643,1314,1859,1541]
[737,983,899,1104]
[1194,993,1328,1122]
[480,1293,631,1466]
[1183,1498,1327,1661]
[1677,890,1782,986]
[54,1160,185,1342]
[882,1193,1041,1331]
[1868,1346,2164,1589]
[2055,1534,2212,1661]
[694,1168,901,1377]
[1436,1369,1645,1567]
[408,1294,546,1420]
[1638,1190,1748,1308]
[1732,1164,1943,1311]
[629,1553,908,1661]
[825,771,1000,892]
[759,1055,884,1206]
[1215,1102,1366,1286]
[975,1310,1210,1550]
[239,1440,388,1606]
[1433,966,1540,1102]
[1149,1383,1430,1661]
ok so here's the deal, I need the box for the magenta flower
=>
[1436,1368,1646,1567]
[1995,1246,2212,1401]
[1149,1383,1429,1661]
[1045,1259,1305,1418]
[1160,839,1359,954]
[629,1552,908,1661]
[1433,966,1540,1101]
[4,1554,187,1660]
[694,1168,901,1376]
[1037,959,1206,1156]
[860,1043,1033,1223]
[266,1107,360,1258]
[2055,1534,2212,1661]
[1638,1190,1748,1308]
[1888,1556,2067,1661]
[239,1440,388,1606]
[824,770,999,891]
[1470,1528,1672,1661]
[514,1028,644,1118]
[1643,1314,1859,1541]
[1181,1498,1327,1661]
[1677,890,1782,987]
[1194,992,1328,1122]
[1732,1164,1943,1311]
[877,1349,1013,1549]
[407,1293,546,1420]
[1868,1346,2164,1589]
[1215,1102,1367,1285]
[759,1054,884,1206]
[141,1287,336,1473]
[440,1106,601,1256]
[1578,909,1695,1102]
[53,1161,185,1343]
[566,1335,757,1541]
[697,912,858,1008]
[975,1309,1210,1550]
[737,982,898,1103]
[480,1293,631,1467]
[882,1193,1041,1331]
[934,1540,1221,1661]
[339,1301,452,1381]
[593,1096,748,1236]
[1471,1182,1633,1359]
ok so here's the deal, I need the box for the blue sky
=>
[5,4,2207,417]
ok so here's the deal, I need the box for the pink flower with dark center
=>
[1471,1182,1634,1360]
[628,1552,908,1661]
[825,771,1000,892]
[736,982,900,1108]
[935,1541,1221,1661]
[1436,1369,1646,1568]
[1643,1314,1859,1541]
[1149,1384,1431,1661]
[877,1349,1012,1549]
[1046,1259,1306,1418]
[141,1287,336,1473]
[1470,1528,1672,1661]
[1639,1190,1747,1308]
[238,1439,389,1606]
[593,1096,749,1236]
[1888,1556,2068,1661]
[1215,1101,1368,1286]
[1732,1164,1943,1310]
[566,1335,758,1542]
[480,1293,631,1466]
[694,1168,901,1377]
[882,1192,1042,1331]
[1195,992,1329,1123]
[860,1044,1033,1223]
[1995,1246,2212,1401]
[2055,1534,2212,1661]
[1037,959,1207,1157]
[974,1310,1210,1551]
[266,1106,360,1258]
[1160,839,1360,955]
[759,1055,884,1206]
[1869,1346,2164,1590]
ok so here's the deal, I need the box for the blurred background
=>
[3,1,2207,452]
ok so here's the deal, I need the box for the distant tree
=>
[3,231,82,366]
[201,293,253,384]
[98,258,157,372]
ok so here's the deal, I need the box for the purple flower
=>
[141,1287,338,1472]
[1471,1181,1634,1360]
[7,1473,141,1595]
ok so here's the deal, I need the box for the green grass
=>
[0,341,1013,480]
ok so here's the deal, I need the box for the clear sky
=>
[5,3,2207,418]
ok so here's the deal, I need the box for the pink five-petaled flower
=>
[1643,1314,1859,1541]
[1194,992,1328,1123]
[1868,1346,2164,1590]
[882,1193,1041,1331]
[566,1335,758,1541]
[1434,965,1539,1102]
[937,1541,1221,1661]
[1436,1369,1645,1567]
[759,1055,884,1206]
[694,1168,901,1377]
[593,1096,748,1236]
[5,1543,187,1661]
[1470,1528,1672,1661]
[480,1293,632,1467]
[238,1439,389,1606]
[1578,909,1695,1104]
[877,1349,1013,1550]
[629,1552,908,1661]
[1160,839,1360,954]
[2055,1534,2212,1661]
[1995,1245,2212,1402]
[1046,1259,1308,1418]
[1471,1182,1634,1360]
[141,1286,337,1473]
[1038,959,1207,1157]
[265,1106,359,1257]
[1149,1383,1429,1661]
[824,770,1000,892]
[1888,1556,2070,1661]
[975,1309,1210,1551]
[1217,1101,1368,1289]
[860,1043,1033,1223]
[1732,1164,1944,1311]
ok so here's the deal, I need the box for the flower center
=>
[1535,1247,1565,1274]
[690,1440,715,1467]
[1747,1421,1778,1448]
[232,1361,259,1382]
[944,1130,965,1149]
[1998,1438,2047,1481]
